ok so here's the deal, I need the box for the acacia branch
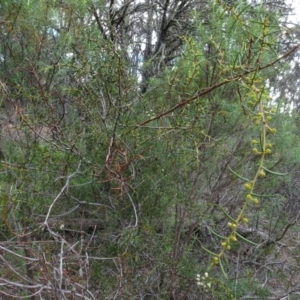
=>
[138,43,300,127]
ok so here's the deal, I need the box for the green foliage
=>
[0,0,299,299]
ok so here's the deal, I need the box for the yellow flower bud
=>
[252,198,259,204]
[213,256,219,264]
[244,183,252,190]
[230,235,237,242]
[246,194,253,200]
[265,149,272,154]
[242,217,249,224]
[259,170,266,177]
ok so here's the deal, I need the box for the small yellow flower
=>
[246,194,253,200]
[259,170,266,177]
[265,149,272,154]
[213,256,219,264]
[252,198,259,204]
[230,235,237,242]
[244,183,252,190]
[242,217,249,224]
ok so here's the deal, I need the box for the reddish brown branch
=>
[138,43,300,127]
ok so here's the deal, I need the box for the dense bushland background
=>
[1,0,300,299]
